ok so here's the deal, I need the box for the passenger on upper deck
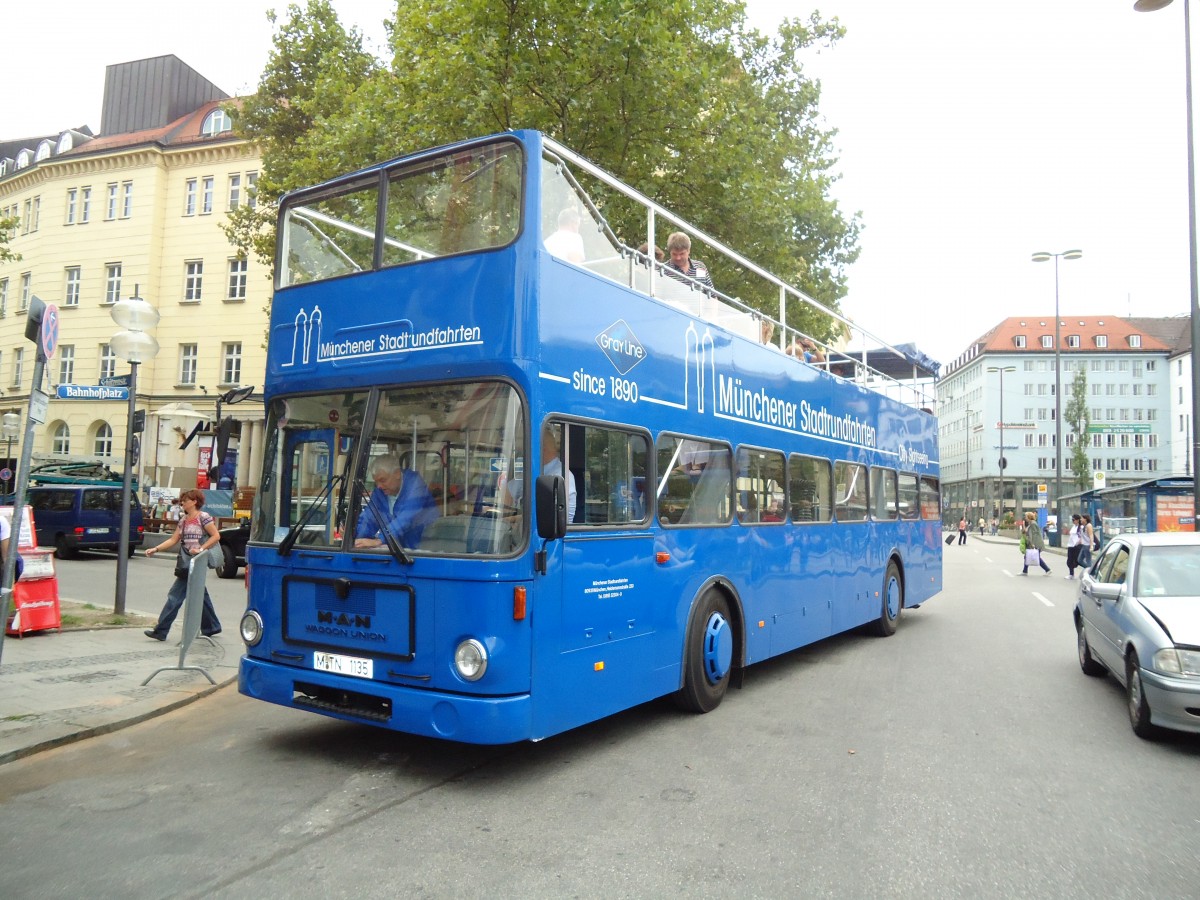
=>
[664,232,714,289]
[544,207,586,264]
[354,454,440,549]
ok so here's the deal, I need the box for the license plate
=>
[313,651,373,679]
[86,527,109,534]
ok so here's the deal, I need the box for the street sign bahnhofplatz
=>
[56,384,130,401]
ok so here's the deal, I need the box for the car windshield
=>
[1136,545,1200,598]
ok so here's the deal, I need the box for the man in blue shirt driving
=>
[354,454,439,549]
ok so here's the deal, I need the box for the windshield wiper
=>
[353,477,414,565]
[279,473,345,556]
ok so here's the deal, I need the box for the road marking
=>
[1032,592,1054,607]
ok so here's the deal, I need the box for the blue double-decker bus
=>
[237,131,942,743]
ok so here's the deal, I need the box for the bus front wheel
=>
[871,560,903,637]
[675,590,734,713]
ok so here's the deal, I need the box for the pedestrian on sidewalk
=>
[1020,510,1051,575]
[142,489,222,640]
[957,517,968,545]
[1065,513,1083,579]
[977,516,985,536]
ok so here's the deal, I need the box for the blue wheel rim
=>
[885,575,900,619]
[703,611,733,684]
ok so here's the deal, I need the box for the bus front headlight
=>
[240,610,264,646]
[454,638,488,681]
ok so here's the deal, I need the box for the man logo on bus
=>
[596,319,647,375]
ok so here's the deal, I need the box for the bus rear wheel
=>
[675,590,734,713]
[871,560,903,637]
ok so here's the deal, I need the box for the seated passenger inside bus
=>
[544,207,585,264]
[508,424,578,522]
[354,454,440,549]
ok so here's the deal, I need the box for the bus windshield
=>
[252,382,526,556]
[279,140,524,287]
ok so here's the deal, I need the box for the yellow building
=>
[0,56,267,498]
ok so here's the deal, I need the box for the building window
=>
[201,108,233,136]
[1040,335,1053,348]
[12,348,24,388]
[1014,335,1026,348]
[1147,360,1157,372]
[228,173,241,209]
[0,278,6,317]
[52,423,70,455]
[121,181,133,218]
[184,261,204,301]
[221,342,242,385]
[105,264,122,304]
[19,273,31,311]
[66,188,77,225]
[247,171,259,209]
[1147,384,1158,396]
[227,258,247,300]
[21,196,41,233]
[99,343,116,380]
[1095,335,1108,348]
[94,423,113,458]
[58,345,75,384]
[64,267,81,306]
[201,177,214,215]
[179,344,198,385]
[1066,334,1080,348]
[184,179,197,216]
[105,183,118,220]
[1129,334,1142,348]
[80,186,91,223]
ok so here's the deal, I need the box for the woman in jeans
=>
[142,489,222,639]
[1020,511,1052,575]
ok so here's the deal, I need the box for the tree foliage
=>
[231,0,860,338]
[1065,366,1092,492]
[0,214,19,265]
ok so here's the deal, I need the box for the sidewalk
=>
[0,536,243,766]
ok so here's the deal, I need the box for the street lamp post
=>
[1032,249,1082,531]
[988,366,1016,523]
[1135,0,1200,531]
[110,290,160,616]
[1,412,18,495]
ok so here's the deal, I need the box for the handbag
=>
[174,546,191,578]
[1024,548,1040,567]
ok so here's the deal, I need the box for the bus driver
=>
[354,454,440,549]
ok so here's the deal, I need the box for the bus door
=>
[544,423,666,721]
[281,428,339,541]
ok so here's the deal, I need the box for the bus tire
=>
[871,559,902,637]
[674,589,734,713]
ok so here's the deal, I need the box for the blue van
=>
[26,485,145,558]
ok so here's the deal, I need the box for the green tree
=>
[1065,366,1092,492]
[0,214,19,264]
[231,0,859,339]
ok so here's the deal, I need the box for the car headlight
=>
[454,638,488,681]
[240,610,264,646]
[1152,647,1200,677]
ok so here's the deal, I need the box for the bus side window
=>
[870,467,898,520]
[834,461,869,522]
[789,454,832,523]
[656,434,732,527]
[736,446,785,525]
[898,472,919,519]
[565,420,649,527]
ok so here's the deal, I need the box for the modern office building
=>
[937,314,1191,524]
[0,55,267,496]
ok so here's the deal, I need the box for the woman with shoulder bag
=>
[143,489,222,640]
[1065,514,1082,579]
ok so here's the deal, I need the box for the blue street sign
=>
[56,384,129,401]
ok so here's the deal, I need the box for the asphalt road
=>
[2,539,1198,898]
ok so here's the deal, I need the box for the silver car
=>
[1074,532,1200,739]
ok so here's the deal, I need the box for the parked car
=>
[1074,532,1200,738]
[216,518,250,579]
[26,485,145,558]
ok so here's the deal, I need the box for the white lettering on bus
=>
[597,332,645,362]
[573,368,607,396]
[798,399,877,449]
[717,375,798,429]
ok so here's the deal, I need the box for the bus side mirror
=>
[535,474,567,541]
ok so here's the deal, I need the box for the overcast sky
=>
[5,0,1195,370]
